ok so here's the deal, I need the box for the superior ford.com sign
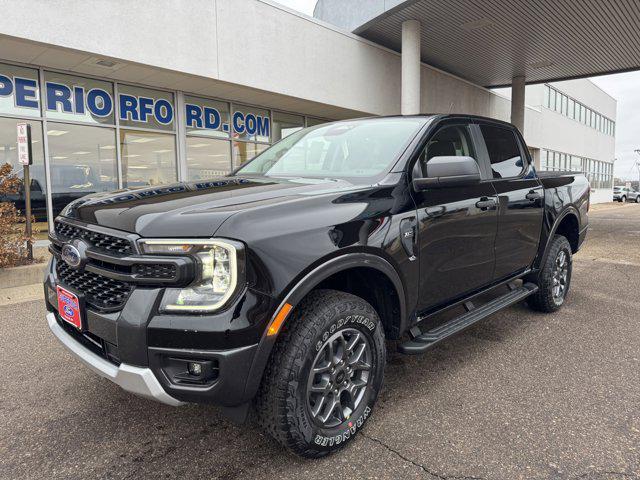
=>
[0,74,270,137]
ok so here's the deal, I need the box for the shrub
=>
[0,162,37,268]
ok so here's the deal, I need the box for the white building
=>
[0,0,626,226]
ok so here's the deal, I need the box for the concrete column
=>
[511,75,526,132]
[401,19,421,115]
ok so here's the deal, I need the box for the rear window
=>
[480,124,524,179]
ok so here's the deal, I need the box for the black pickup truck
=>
[45,115,589,457]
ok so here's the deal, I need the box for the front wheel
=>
[636,196,640,203]
[256,289,386,458]
[527,235,572,313]
[622,196,627,203]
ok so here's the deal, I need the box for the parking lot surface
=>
[1,203,639,480]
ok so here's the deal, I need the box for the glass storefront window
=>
[0,63,41,118]
[44,71,114,125]
[232,104,270,143]
[120,130,177,187]
[118,85,175,132]
[232,141,268,168]
[184,96,230,139]
[272,112,304,142]
[186,137,231,180]
[47,122,117,216]
[0,117,47,219]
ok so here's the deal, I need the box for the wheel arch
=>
[533,207,581,274]
[242,253,407,402]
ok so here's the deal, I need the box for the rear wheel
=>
[256,289,386,458]
[527,235,572,313]
[636,196,640,203]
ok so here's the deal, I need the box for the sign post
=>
[17,123,33,261]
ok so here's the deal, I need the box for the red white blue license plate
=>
[57,286,83,330]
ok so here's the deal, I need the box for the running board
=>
[398,282,538,355]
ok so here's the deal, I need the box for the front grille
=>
[55,220,133,256]
[57,262,132,311]
[133,263,177,279]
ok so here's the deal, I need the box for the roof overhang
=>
[351,0,640,87]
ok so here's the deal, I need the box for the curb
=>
[0,262,48,289]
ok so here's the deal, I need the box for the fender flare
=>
[241,253,407,402]
[534,206,581,272]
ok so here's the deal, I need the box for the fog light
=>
[188,362,203,376]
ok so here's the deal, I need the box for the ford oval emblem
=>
[61,244,82,268]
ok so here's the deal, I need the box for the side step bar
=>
[398,282,538,355]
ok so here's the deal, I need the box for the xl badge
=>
[61,240,87,270]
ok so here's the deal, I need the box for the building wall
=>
[0,0,617,216]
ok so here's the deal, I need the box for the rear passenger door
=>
[477,122,544,280]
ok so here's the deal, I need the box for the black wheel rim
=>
[552,249,569,303]
[306,328,372,428]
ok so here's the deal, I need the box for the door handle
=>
[425,205,446,218]
[475,198,496,210]
[526,191,541,201]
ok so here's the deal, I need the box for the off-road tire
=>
[527,234,572,313]
[255,289,386,458]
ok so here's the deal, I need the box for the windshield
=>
[235,117,427,182]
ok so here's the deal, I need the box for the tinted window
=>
[417,124,476,176]
[480,124,524,179]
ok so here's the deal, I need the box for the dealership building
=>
[0,0,632,228]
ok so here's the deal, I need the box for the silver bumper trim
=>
[47,312,184,407]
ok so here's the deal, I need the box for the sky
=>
[272,0,639,180]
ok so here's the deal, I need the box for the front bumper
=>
[46,257,277,407]
[47,312,183,406]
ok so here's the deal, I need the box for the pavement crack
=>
[361,432,485,480]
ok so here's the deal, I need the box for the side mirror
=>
[413,156,481,191]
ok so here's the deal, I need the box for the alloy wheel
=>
[306,328,372,428]
[552,249,569,303]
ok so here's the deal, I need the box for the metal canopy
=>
[353,0,640,87]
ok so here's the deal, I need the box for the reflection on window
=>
[0,118,46,219]
[232,104,270,143]
[232,141,268,168]
[118,85,175,132]
[44,71,114,125]
[47,122,117,216]
[185,96,230,139]
[272,112,304,142]
[0,62,40,117]
[120,130,177,187]
[480,124,523,179]
[186,137,231,180]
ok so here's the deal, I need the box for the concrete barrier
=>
[0,262,48,289]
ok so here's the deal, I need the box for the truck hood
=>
[61,176,365,237]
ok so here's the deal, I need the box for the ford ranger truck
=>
[45,115,589,457]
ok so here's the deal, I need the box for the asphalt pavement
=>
[1,203,639,479]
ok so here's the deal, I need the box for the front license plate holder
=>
[56,285,85,331]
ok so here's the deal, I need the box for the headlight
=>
[140,239,242,313]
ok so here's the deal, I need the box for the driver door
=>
[411,122,499,313]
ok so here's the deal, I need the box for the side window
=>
[417,124,476,176]
[480,124,524,179]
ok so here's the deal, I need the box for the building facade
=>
[0,0,617,228]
